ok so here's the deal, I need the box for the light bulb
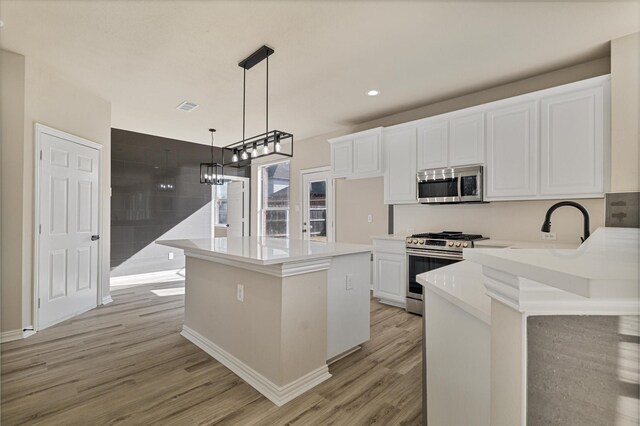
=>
[241,150,248,160]
[275,141,281,152]
[232,151,239,162]
[251,143,258,158]
[262,142,270,154]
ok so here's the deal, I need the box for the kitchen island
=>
[156,237,372,406]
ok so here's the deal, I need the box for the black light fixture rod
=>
[242,68,246,141]
[266,54,269,135]
[209,128,216,162]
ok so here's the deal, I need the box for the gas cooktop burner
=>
[410,231,484,241]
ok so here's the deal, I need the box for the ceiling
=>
[0,1,638,146]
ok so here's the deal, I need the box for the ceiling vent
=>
[176,101,199,112]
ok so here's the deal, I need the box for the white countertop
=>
[371,234,408,241]
[157,237,372,266]
[417,261,491,324]
[474,239,579,249]
[464,227,640,300]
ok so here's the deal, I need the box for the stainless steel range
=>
[405,231,487,315]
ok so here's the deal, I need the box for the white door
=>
[227,181,247,237]
[485,101,538,199]
[301,170,333,242]
[38,129,100,329]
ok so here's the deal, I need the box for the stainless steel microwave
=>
[417,165,483,204]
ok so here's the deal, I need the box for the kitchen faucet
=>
[541,201,591,242]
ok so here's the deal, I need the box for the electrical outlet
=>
[168,252,174,260]
[346,274,353,290]
[237,284,244,302]
[542,232,556,240]
[367,214,373,223]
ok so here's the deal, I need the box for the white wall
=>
[611,32,640,192]
[1,50,26,332]
[0,50,111,332]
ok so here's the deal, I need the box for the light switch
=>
[237,284,245,302]
[367,214,373,223]
[346,274,353,290]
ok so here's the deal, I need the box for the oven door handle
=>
[406,249,463,260]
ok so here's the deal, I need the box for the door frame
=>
[299,166,335,242]
[33,123,104,331]
[211,175,251,237]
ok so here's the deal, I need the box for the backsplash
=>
[605,192,640,228]
[393,198,605,244]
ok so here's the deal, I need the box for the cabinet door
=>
[384,126,417,204]
[374,252,406,306]
[449,112,485,167]
[353,133,381,176]
[540,86,604,196]
[330,140,353,178]
[417,119,448,170]
[485,101,538,199]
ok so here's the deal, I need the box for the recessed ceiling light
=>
[367,90,380,97]
[176,101,199,112]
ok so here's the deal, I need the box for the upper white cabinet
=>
[448,112,485,167]
[485,101,538,199]
[384,125,417,204]
[540,85,605,197]
[329,128,382,179]
[417,119,448,170]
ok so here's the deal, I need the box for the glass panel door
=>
[302,170,333,242]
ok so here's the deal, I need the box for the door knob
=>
[91,235,100,241]
[302,229,307,233]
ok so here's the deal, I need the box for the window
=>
[260,162,290,237]
[214,183,228,226]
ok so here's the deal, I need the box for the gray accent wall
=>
[110,129,249,277]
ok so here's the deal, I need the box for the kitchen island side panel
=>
[183,256,283,385]
[527,315,640,425]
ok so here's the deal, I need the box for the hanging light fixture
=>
[200,129,224,185]
[222,45,294,167]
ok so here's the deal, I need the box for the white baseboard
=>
[181,325,332,406]
[1,327,36,343]
[110,269,185,287]
[102,296,114,305]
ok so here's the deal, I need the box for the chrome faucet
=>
[541,201,591,242]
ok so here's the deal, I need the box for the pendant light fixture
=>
[222,45,293,167]
[200,128,224,185]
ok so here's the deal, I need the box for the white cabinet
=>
[449,112,485,167]
[330,140,352,178]
[383,125,417,204]
[485,101,538,199]
[540,85,605,197]
[329,128,382,179]
[417,119,448,170]
[373,238,406,308]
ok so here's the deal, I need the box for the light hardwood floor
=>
[1,280,423,425]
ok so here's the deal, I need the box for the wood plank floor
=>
[1,280,423,425]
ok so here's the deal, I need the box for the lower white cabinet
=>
[373,238,406,308]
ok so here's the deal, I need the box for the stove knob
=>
[448,241,454,247]
[419,239,424,245]
[455,242,462,247]
[463,242,469,248]
[412,239,418,244]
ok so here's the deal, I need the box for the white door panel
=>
[38,131,99,329]
[227,181,246,237]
